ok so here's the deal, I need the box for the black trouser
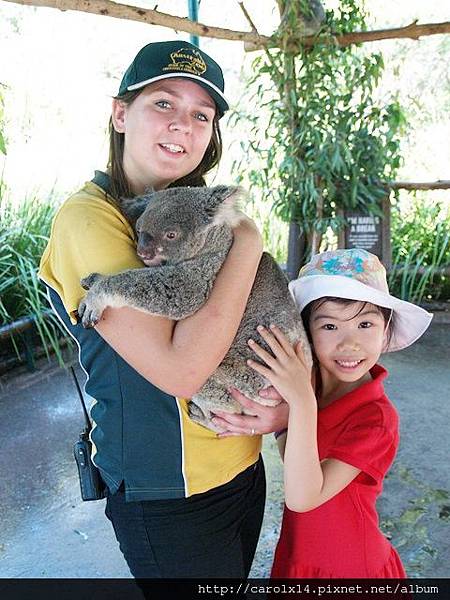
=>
[105,456,266,579]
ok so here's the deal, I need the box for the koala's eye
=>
[164,231,178,241]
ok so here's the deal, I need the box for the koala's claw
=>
[78,296,103,328]
[81,273,103,290]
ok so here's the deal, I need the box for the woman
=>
[39,40,288,580]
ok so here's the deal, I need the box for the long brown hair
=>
[107,88,223,200]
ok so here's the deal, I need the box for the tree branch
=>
[2,0,269,45]
[238,1,282,81]
[3,0,450,51]
[335,19,450,46]
[247,19,450,52]
[237,1,257,33]
[388,180,450,191]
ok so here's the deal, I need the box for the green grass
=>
[388,195,450,303]
[0,187,72,365]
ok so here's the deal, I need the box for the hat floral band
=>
[299,249,388,293]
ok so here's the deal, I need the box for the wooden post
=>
[381,194,391,270]
[286,222,305,281]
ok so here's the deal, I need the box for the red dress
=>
[271,365,406,579]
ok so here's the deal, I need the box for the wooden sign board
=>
[337,196,391,269]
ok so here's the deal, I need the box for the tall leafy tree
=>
[231,0,405,277]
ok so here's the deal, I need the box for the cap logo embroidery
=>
[163,48,207,76]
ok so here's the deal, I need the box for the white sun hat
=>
[288,248,433,352]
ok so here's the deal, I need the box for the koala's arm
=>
[79,264,212,325]
[95,215,263,397]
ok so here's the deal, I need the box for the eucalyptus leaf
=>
[0,132,6,155]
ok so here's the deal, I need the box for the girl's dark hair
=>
[107,88,223,200]
[301,297,395,348]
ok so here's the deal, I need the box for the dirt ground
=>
[0,318,449,578]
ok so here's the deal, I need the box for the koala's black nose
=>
[137,232,155,259]
[138,231,153,245]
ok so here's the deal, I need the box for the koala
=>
[78,186,312,432]
[277,0,325,37]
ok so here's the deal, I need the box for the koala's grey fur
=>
[78,185,312,432]
[278,0,325,37]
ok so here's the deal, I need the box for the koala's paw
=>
[77,292,105,328]
[189,402,224,433]
[80,272,103,290]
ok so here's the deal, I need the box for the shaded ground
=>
[0,318,449,578]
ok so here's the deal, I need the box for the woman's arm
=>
[94,216,263,397]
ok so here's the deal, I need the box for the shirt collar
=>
[92,170,114,196]
[318,364,388,429]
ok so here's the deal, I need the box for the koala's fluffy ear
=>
[119,191,153,229]
[205,186,247,227]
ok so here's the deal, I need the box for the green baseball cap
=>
[118,40,229,118]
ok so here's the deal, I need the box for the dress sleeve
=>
[39,196,143,323]
[324,406,399,485]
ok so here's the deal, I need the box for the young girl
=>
[245,248,433,578]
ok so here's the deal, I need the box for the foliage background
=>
[231,0,405,261]
[0,1,449,199]
[0,0,449,339]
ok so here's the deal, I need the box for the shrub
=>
[0,186,71,364]
[389,195,450,303]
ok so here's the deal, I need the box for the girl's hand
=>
[247,324,314,407]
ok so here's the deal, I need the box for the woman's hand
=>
[211,386,289,437]
[247,324,314,407]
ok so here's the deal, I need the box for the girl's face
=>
[112,78,216,193]
[310,300,387,388]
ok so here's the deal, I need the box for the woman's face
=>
[112,78,216,193]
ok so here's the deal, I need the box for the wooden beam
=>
[2,0,450,51]
[1,0,268,45]
[249,20,450,52]
[392,265,450,276]
[389,180,450,191]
